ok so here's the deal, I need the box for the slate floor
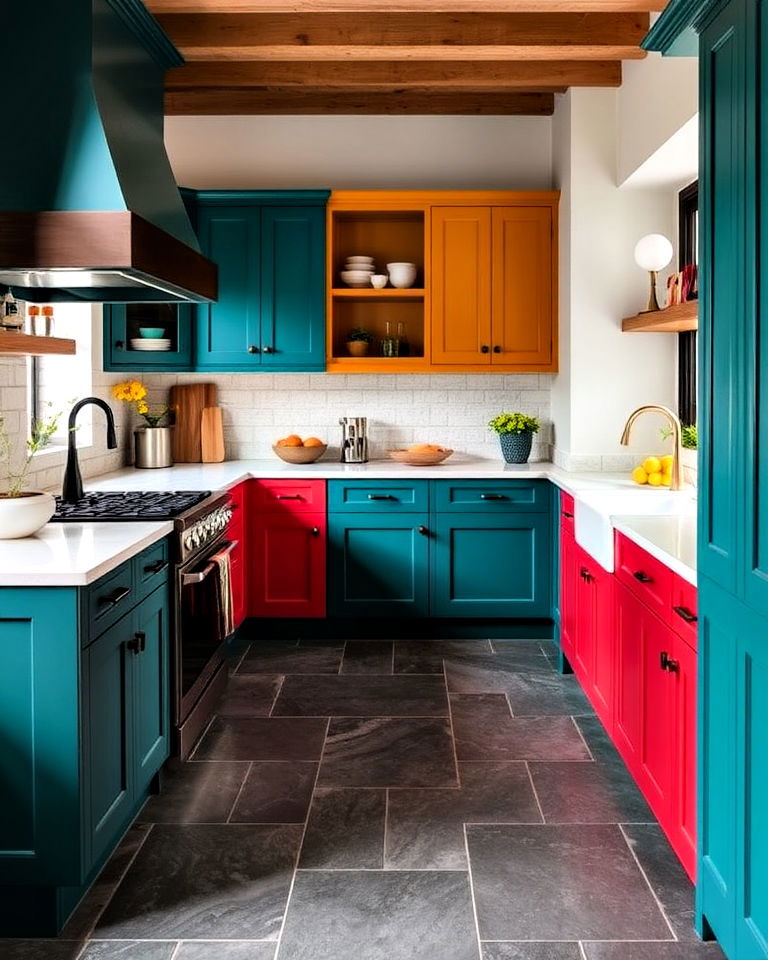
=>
[5,637,726,960]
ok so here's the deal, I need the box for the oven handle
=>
[181,540,239,586]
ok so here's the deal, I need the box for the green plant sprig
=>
[660,423,697,450]
[0,404,64,497]
[347,327,374,343]
[488,412,540,435]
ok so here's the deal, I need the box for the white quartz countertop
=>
[0,458,698,587]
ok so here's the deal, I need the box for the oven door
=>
[176,537,238,722]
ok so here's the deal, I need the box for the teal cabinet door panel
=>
[260,206,326,369]
[195,206,261,369]
[431,513,551,618]
[131,586,170,795]
[328,514,430,617]
[83,614,134,871]
[0,590,81,885]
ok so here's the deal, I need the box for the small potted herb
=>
[0,406,62,538]
[346,327,374,358]
[488,412,540,464]
[661,423,698,487]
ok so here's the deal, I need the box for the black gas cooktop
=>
[52,490,211,521]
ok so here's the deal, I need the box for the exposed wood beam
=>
[156,12,648,61]
[166,60,621,89]
[149,2,665,13]
[164,89,556,115]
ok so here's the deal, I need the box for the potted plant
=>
[112,380,173,469]
[661,422,698,487]
[488,412,541,464]
[0,407,62,538]
[346,327,374,357]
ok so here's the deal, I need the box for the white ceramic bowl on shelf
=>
[371,274,388,289]
[346,256,374,265]
[387,262,418,289]
[340,271,375,288]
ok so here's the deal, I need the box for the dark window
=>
[678,181,698,426]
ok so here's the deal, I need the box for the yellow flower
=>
[137,401,149,415]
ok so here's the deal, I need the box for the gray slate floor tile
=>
[176,942,277,960]
[229,761,317,823]
[138,761,249,823]
[482,945,582,960]
[95,824,302,940]
[529,761,653,824]
[385,762,541,869]
[451,695,590,761]
[237,643,344,675]
[272,674,448,717]
[0,943,84,960]
[318,717,457,788]
[444,656,554,697]
[278,870,480,960]
[192,717,327,761]
[216,675,283,716]
[341,641,393,675]
[466,823,672,941]
[300,788,386,869]
[394,640,494,674]
[582,943,726,960]
[80,943,176,959]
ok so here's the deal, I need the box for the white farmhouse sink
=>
[574,489,697,572]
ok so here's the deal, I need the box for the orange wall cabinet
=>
[326,191,559,374]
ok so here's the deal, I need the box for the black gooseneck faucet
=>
[61,398,118,503]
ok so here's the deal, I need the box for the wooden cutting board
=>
[170,383,217,462]
[201,406,225,463]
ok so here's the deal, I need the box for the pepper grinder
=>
[339,416,369,463]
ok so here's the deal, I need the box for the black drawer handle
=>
[660,650,679,673]
[580,567,593,583]
[673,605,698,624]
[418,525,429,536]
[98,586,131,609]
[633,571,654,584]
[480,493,508,501]
[277,494,303,501]
[248,345,258,354]
[144,559,169,575]
[563,511,574,519]
[127,631,147,655]
[368,494,396,501]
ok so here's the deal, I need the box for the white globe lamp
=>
[634,234,674,312]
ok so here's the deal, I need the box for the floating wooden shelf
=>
[332,288,425,299]
[0,332,76,357]
[622,301,698,333]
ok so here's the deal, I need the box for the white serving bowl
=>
[0,491,56,539]
[346,256,374,265]
[387,262,418,288]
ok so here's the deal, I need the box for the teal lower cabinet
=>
[328,513,430,617]
[327,480,552,619]
[0,542,170,936]
[431,513,551,618]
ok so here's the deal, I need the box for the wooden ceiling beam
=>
[166,59,621,89]
[156,12,648,61]
[164,89,556,114]
[149,2,664,13]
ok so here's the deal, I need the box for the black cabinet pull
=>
[563,511,574,519]
[418,525,429,536]
[368,494,395,501]
[480,344,490,354]
[248,345,258,354]
[262,345,273,354]
[480,493,508,501]
[311,527,320,536]
[127,631,146,655]
[633,571,654,584]
[115,340,125,350]
[493,345,502,354]
[660,651,679,672]
[98,586,131,609]
[673,605,697,624]
[277,494,303,501]
[580,567,593,583]
[144,559,169,575]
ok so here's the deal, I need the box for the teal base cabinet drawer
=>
[328,514,429,617]
[431,513,552,618]
[434,479,550,513]
[328,480,430,513]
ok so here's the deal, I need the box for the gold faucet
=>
[620,405,684,491]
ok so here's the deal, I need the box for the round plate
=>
[388,447,454,466]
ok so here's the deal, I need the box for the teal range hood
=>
[0,0,217,303]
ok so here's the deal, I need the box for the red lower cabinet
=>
[251,511,326,618]
[559,530,577,664]
[571,544,615,734]
[227,481,250,631]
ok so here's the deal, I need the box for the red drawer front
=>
[671,574,698,651]
[253,479,326,514]
[615,531,674,625]
[560,491,575,538]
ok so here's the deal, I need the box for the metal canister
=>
[134,427,173,468]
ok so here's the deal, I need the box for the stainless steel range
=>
[52,489,235,758]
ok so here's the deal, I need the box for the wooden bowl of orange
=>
[388,443,454,466]
[272,435,328,464]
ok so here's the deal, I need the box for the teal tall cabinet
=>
[647,5,768,959]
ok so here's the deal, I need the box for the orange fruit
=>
[303,437,324,447]
[277,435,303,447]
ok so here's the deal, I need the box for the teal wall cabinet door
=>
[195,205,262,369]
[103,304,193,372]
[260,206,326,369]
[431,512,551,618]
[328,514,430,617]
[131,584,170,796]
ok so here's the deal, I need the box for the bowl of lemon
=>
[631,455,674,487]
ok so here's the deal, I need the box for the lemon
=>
[643,456,662,475]
[632,466,648,485]
[647,472,663,486]
[660,473,672,486]
[660,455,674,472]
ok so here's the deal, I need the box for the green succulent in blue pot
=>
[488,412,540,464]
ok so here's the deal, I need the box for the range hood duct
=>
[0,0,216,303]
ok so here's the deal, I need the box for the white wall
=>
[165,115,553,190]
[552,89,679,471]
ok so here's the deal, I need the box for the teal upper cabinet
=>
[104,303,194,371]
[194,191,328,372]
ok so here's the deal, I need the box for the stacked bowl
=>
[340,255,375,288]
